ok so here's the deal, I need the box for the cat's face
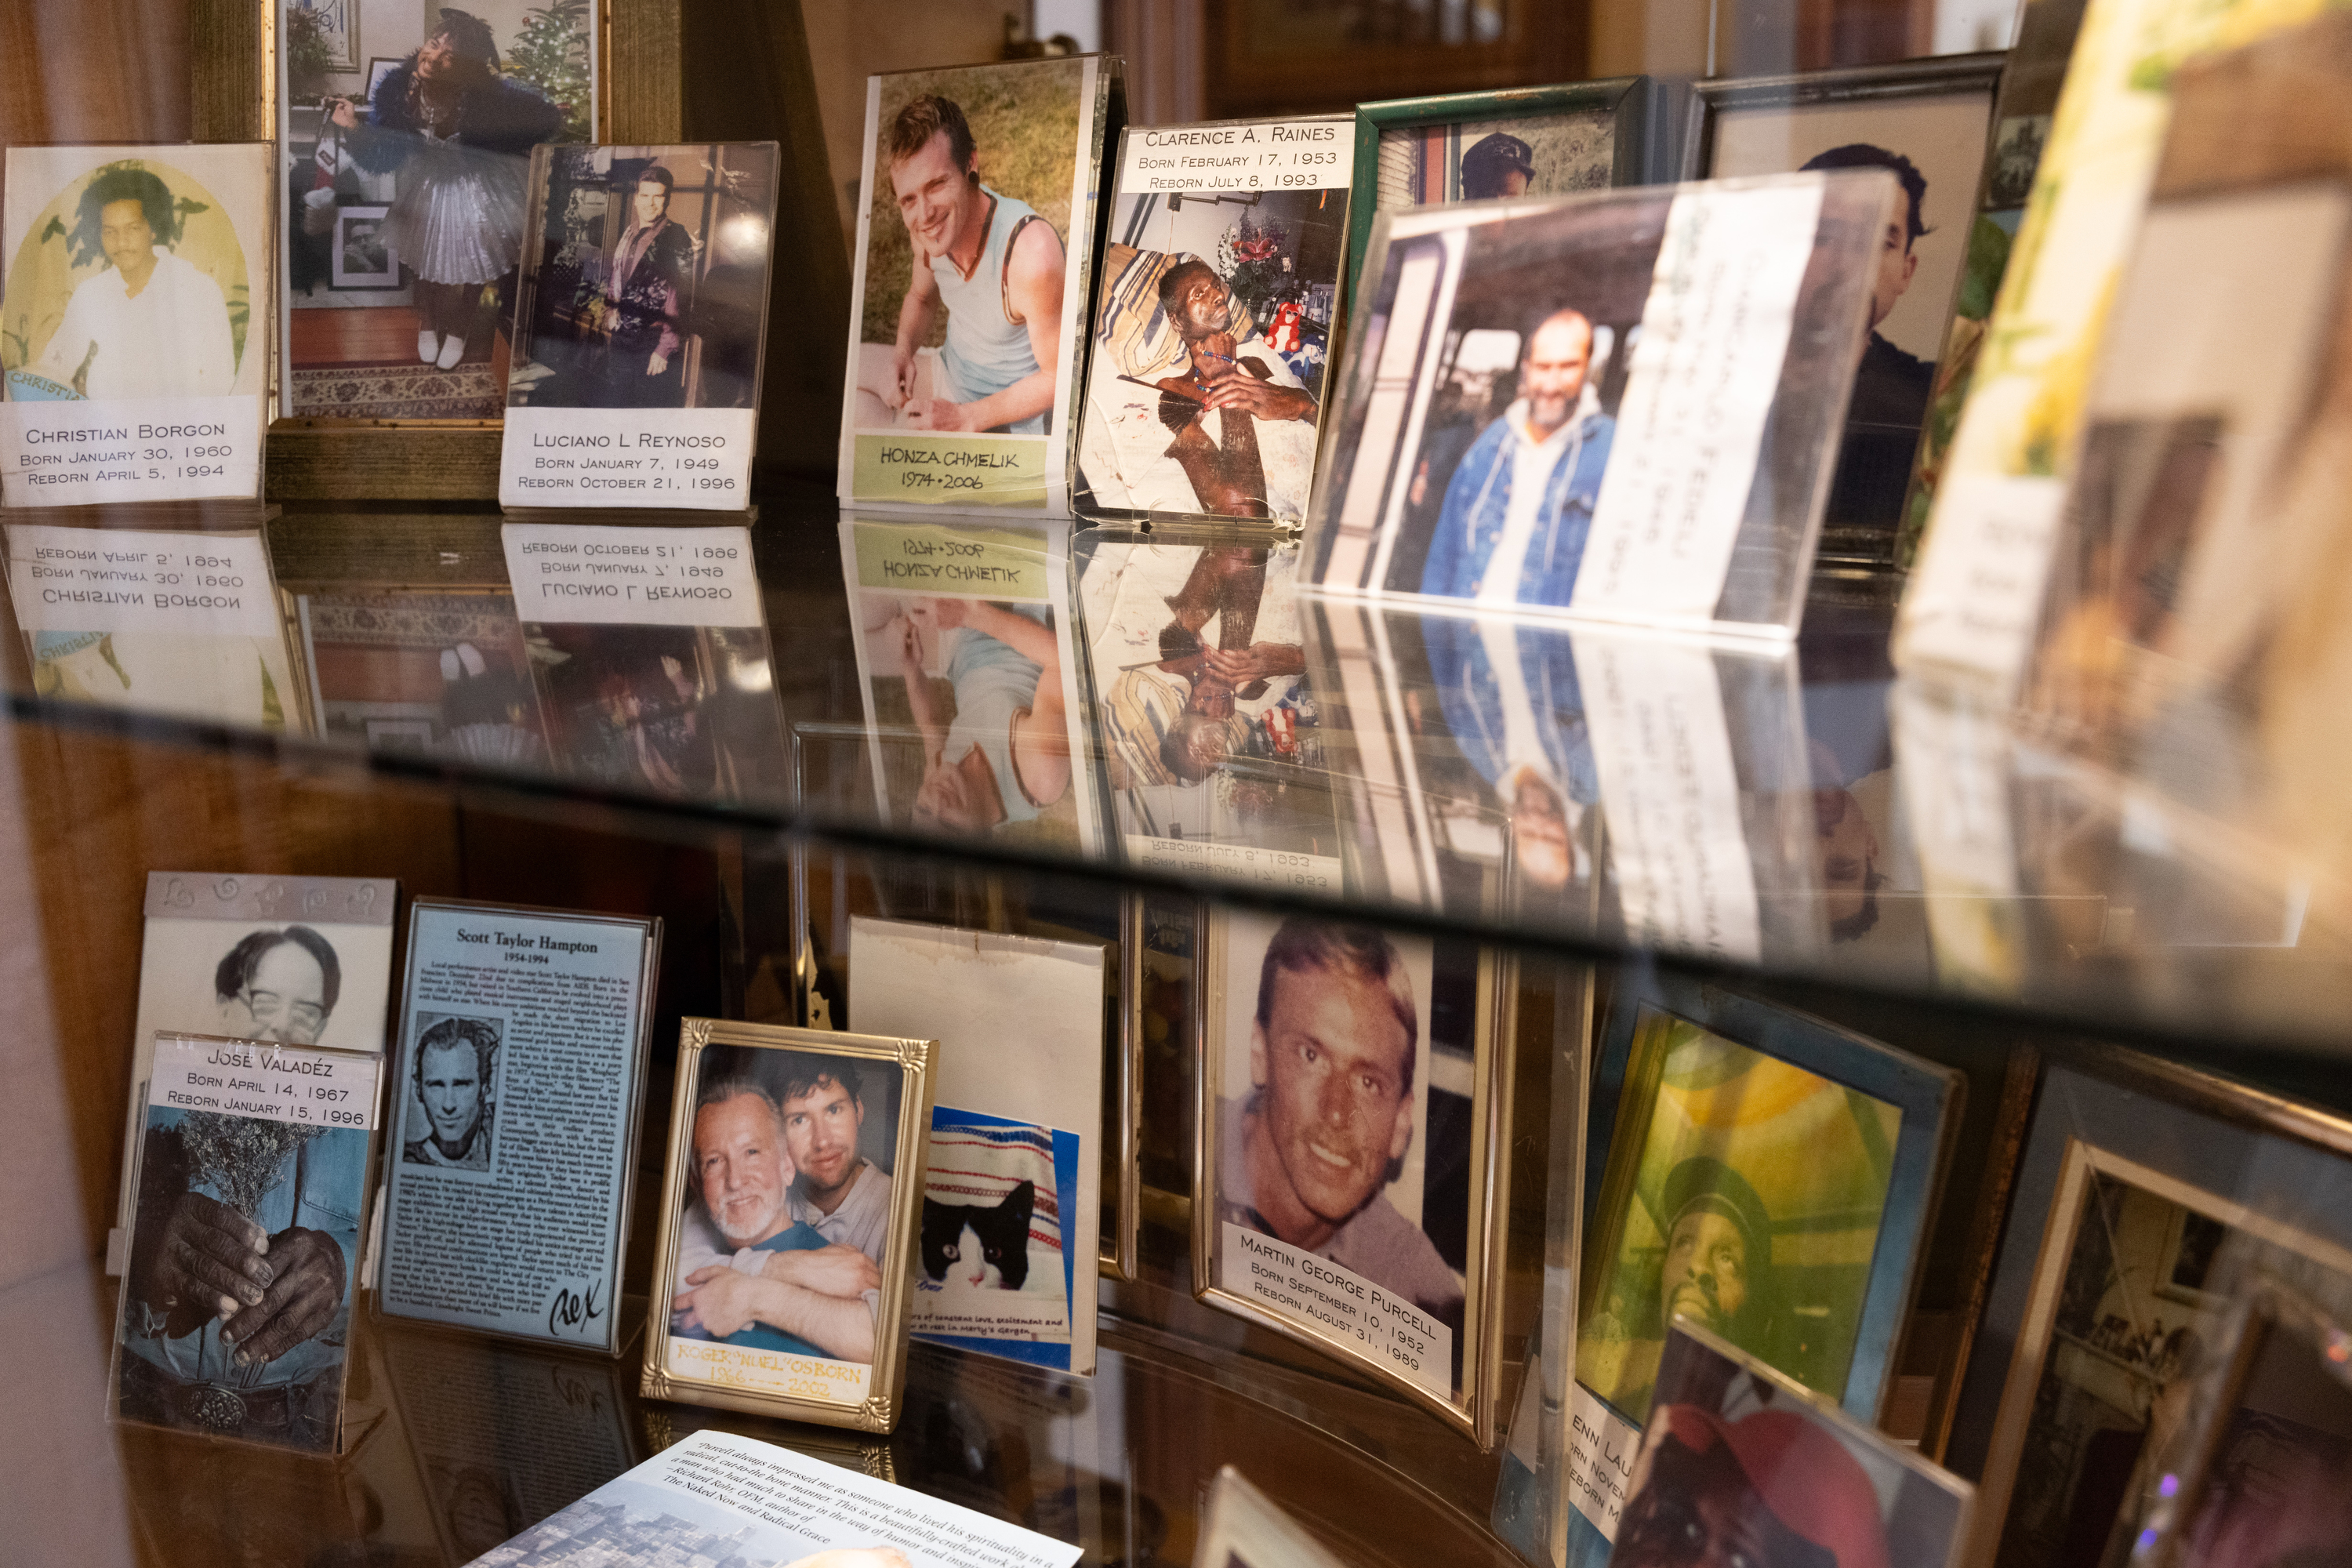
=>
[920,1180,1035,1290]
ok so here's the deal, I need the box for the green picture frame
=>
[1345,77,1669,299]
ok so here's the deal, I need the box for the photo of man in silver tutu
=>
[321,9,564,372]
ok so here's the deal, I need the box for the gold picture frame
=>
[1192,909,1513,1446]
[641,1017,935,1433]
[191,0,681,499]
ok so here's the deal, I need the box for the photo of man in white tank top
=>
[852,94,1067,437]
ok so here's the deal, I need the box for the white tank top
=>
[934,187,1053,435]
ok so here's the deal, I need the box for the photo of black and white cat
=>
[922,1179,1035,1291]
[910,1113,1074,1355]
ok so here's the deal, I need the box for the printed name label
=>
[150,1032,382,1131]
[1221,1221,1451,1401]
[0,394,260,507]
[5,524,278,637]
[1564,1381,1643,1541]
[502,522,762,627]
[501,406,755,510]
[1121,118,1353,193]
[854,432,1047,509]
[666,1333,872,1406]
[1127,835,1341,895]
[850,521,1049,597]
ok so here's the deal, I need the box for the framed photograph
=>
[642,1018,935,1432]
[289,0,358,71]
[1306,172,1899,637]
[1348,78,1666,293]
[1685,56,2004,568]
[374,899,662,1355]
[500,142,779,507]
[837,515,1105,856]
[0,143,274,507]
[115,873,397,1237]
[847,914,1109,1374]
[1073,114,1352,525]
[328,203,399,289]
[1075,532,1343,888]
[1617,1320,1973,1568]
[1570,970,1958,1462]
[837,55,1116,515]
[1946,1053,2352,1568]
[273,0,600,430]
[110,1032,384,1453]
[1192,909,1512,1443]
[2130,1279,2352,1568]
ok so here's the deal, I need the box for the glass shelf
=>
[5,492,2340,1064]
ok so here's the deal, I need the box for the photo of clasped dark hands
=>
[669,1046,901,1367]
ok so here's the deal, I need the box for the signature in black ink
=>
[548,1279,607,1338]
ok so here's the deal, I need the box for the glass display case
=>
[13,1,2352,1565]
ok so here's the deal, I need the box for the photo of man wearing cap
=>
[1459,133,1534,200]
[1573,1008,1904,1424]
[1374,111,1617,217]
[1617,1327,1968,1568]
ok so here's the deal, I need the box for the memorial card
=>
[645,1020,933,1432]
[1308,172,1900,636]
[2,143,272,506]
[838,56,1115,515]
[457,1426,1080,1567]
[500,142,780,509]
[116,873,397,1240]
[278,0,591,421]
[848,916,1107,1374]
[1194,909,1506,1442]
[837,515,1103,855]
[111,1031,383,1454]
[375,899,660,1354]
[1613,1322,1971,1568]
[503,521,789,805]
[1075,535,1341,889]
[5,523,307,733]
[1074,115,1350,524]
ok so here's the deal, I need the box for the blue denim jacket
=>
[1418,408,1615,607]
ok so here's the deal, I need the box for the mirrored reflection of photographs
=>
[508,143,778,411]
[1577,998,1947,1430]
[1619,1323,1969,1568]
[1200,910,1485,1410]
[1374,110,1617,211]
[299,589,547,764]
[281,1,592,418]
[1078,539,1341,880]
[849,60,1085,439]
[1077,176,1347,521]
[840,518,1098,856]
[115,1050,370,1454]
[1698,65,2001,542]
[1986,1163,2352,1568]
[380,1329,638,1565]
[525,622,786,804]
[2,145,264,403]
